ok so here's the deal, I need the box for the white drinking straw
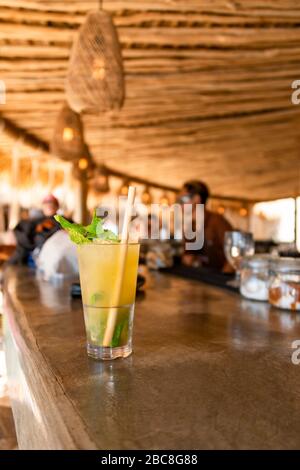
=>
[102,186,136,347]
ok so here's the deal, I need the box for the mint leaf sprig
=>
[54,211,120,245]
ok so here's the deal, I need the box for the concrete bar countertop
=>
[3,266,300,449]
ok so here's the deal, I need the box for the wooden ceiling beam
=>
[0,115,49,153]
[1,8,300,27]
[2,23,300,48]
[1,0,300,16]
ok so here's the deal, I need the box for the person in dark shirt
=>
[9,195,61,265]
[178,180,233,271]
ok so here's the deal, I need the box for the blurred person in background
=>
[41,194,59,218]
[9,194,62,265]
[19,208,29,221]
[139,214,174,269]
[178,180,233,271]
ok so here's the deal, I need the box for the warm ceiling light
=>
[119,181,129,196]
[93,172,110,193]
[93,68,106,80]
[93,59,106,80]
[239,207,248,217]
[78,158,89,170]
[142,187,152,205]
[160,193,170,206]
[217,205,225,215]
[63,127,74,142]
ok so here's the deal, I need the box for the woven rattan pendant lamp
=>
[51,103,86,161]
[66,1,125,114]
[72,143,96,180]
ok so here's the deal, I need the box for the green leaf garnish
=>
[54,215,86,235]
[69,230,91,245]
[98,229,119,242]
[111,320,126,348]
[90,292,105,305]
[84,211,103,238]
[54,211,120,245]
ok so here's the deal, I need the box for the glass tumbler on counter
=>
[224,231,255,287]
[269,258,300,312]
[240,255,274,301]
[77,242,140,360]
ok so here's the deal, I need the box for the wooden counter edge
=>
[3,268,98,450]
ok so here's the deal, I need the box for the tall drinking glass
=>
[77,242,140,360]
[224,231,255,287]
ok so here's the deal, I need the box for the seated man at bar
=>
[178,180,233,271]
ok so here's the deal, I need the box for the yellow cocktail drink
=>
[77,241,140,360]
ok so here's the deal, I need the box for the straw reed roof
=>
[0,0,300,201]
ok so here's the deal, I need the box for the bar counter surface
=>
[3,266,300,450]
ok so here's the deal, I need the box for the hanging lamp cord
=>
[99,0,103,9]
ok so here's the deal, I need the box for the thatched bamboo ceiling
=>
[0,0,300,201]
